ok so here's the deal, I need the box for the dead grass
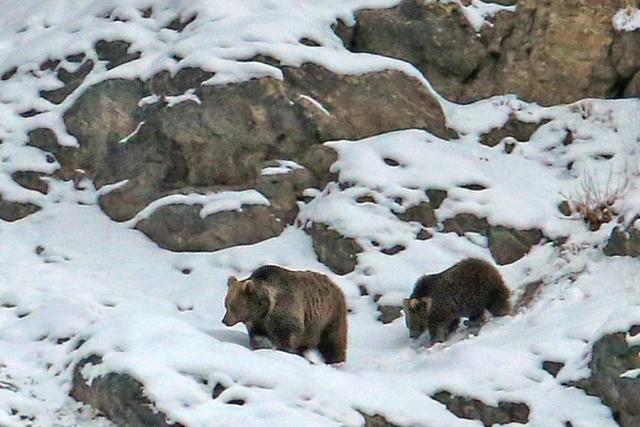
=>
[563,167,629,231]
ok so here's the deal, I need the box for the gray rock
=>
[377,305,403,324]
[569,327,640,427]
[135,204,284,252]
[380,245,405,256]
[0,195,40,222]
[298,145,338,187]
[432,391,530,425]
[542,360,564,378]
[146,67,215,97]
[95,40,141,70]
[604,225,640,257]
[71,355,181,427]
[416,228,433,240]
[41,60,94,104]
[29,58,451,253]
[282,64,453,141]
[306,223,362,275]
[11,171,49,194]
[255,164,317,225]
[488,226,542,265]
[480,117,541,147]
[396,202,437,227]
[211,382,245,406]
[344,0,623,105]
[98,176,164,222]
[558,201,572,217]
[443,214,542,264]
[64,78,146,185]
[346,0,486,99]
[26,128,83,181]
[442,213,489,235]
[359,412,401,427]
[611,30,640,80]
[425,189,447,209]
[624,71,640,98]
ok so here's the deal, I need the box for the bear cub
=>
[222,265,348,364]
[403,258,510,343]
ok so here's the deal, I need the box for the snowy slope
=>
[0,1,639,427]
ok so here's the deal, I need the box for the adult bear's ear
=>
[241,280,256,294]
[227,276,238,287]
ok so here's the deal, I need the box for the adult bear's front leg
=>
[266,312,304,355]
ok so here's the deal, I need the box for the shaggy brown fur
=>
[222,265,347,364]
[403,258,511,343]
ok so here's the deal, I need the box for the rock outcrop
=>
[28,55,450,251]
[71,356,181,427]
[135,204,285,252]
[604,224,640,257]
[342,0,631,105]
[443,213,543,265]
[569,327,640,427]
[0,196,40,222]
[432,391,530,426]
[306,222,363,275]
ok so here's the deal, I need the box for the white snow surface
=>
[0,0,639,426]
[124,190,271,226]
[613,7,640,32]
[261,160,305,176]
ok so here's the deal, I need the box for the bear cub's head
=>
[222,276,269,327]
[403,297,432,339]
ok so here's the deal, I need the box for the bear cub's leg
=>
[466,311,486,335]
[429,318,457,343]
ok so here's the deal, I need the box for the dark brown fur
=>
[403,258,510,343]
[222,265,347,364]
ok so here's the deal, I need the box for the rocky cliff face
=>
[27,59,449,252]
[342,0,637,105]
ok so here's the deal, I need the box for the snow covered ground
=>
[0,0,639,426]
[2,96,640,426]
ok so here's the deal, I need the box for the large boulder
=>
[0,196,40,222]
[603,225,640,257]
[11,171,49,195]
[432,391,530,426]
[488,226,543,266]
[569,327,640,427]
[306,222,363,275]
[395,201,437,228]
[442,213,489,236]
[442,213,542,265]
[28,60,451,252]
[135,204,284,252]
[34,63,449,196]
[71,355,181,427]
[611,29,640,97]
[343,0,627,105]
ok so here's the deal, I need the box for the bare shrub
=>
[563,167,629,231]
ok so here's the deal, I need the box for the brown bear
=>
[403,258,511,343]
[222,265,348,364]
